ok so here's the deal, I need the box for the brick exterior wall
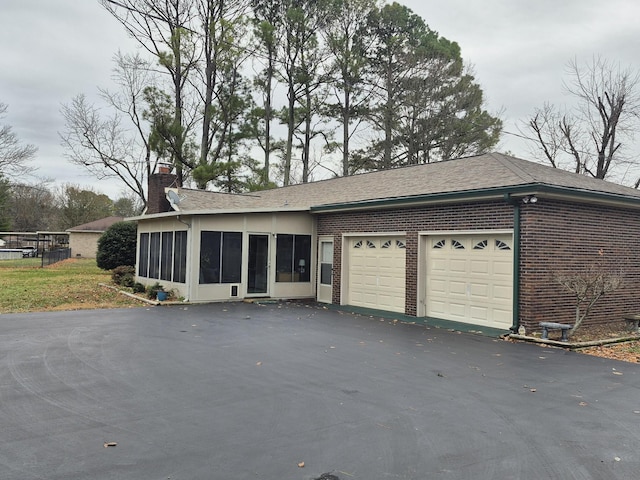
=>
[317,201,514,316]
[519,198,640,331]
[147,173,178,214]
[316,198,640,332]
[68,232,101,258]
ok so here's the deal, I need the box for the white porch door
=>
[317,237,333,303]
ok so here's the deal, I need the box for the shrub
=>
[121,273,135,288]
[111,265,135,285]
[97,222,137,271]
[132,282,146,294]
[146,282,164,299]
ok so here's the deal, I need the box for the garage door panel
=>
[492,309,512,326]
[449,259,468,273]
[348,236,405,313]
[492,283,512,296]
[449,280,467,295]
[430,258,448,273]
[426,233,513,330]
[469,306,488,321]
[470,283,489,297]
[364,256,380,268]
[470,260,490,275]
[429,300,446,315]
[492,261,512,276]
[449,303,467,318]
[429,279,447,295]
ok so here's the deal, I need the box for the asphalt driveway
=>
[1,302,639,479]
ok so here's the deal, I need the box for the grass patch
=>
[0,257,41,268]
[0,258,146,313]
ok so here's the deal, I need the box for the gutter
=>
[310,183,640,214]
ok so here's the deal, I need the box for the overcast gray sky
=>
[2,0,640,198]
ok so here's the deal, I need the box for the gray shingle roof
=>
[66,216,124,232]
[167,153,640,213]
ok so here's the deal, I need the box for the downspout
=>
[504,194,520,333]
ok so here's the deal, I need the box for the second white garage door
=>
[347,236,406,313]
[426,234,513,329]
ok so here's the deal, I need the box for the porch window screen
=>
[148,232,161,279]
[138,230,187,284]
[138,233,149,277]
[160,232,173,281]
[276,234,311,282]
[173,231,187,283]
[199,231,242,284]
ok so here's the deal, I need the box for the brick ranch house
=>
[130,153,640,335]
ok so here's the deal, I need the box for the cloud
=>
[1,0,640,195]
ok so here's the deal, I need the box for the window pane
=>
[276,234,294,282]
[138,233,149,277]
[200,231,221,284]
[321,241,333,263]
[173,231,187,283]
[149,232,161,279]
[221,232,242,283]
[160,232,173,281]
[320,263,332,285]
[294,235,311,282]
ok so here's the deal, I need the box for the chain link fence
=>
[41,248,71,267]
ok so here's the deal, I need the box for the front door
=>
[248,234,269,295]
[317,237,333,303]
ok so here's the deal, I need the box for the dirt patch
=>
[525,321,640,364]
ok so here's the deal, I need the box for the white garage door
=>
[347,236,406,313]
[426,234,513,329]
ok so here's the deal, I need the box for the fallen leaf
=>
[297,461,305,468]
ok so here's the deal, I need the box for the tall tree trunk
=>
[262,53,274,185]
[302,84,312,183]
[342,79,350,177]
[383,62,393,170]
[284,81,295,186]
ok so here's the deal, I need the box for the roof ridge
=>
[177,186,262,199]
[489,152,538,183]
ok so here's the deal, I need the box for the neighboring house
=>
[130,153,640,335]
[67,216,124,258]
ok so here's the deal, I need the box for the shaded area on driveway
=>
[1,302,639,479]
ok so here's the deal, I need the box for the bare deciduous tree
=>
[553,250,622,337]
[61,53,156,209]
[0,102,37,179]
[524,57,640,183]
[101,0,200,186]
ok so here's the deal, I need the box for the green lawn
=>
[0,258,145,313]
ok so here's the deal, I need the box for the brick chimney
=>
[147,172,178,214]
